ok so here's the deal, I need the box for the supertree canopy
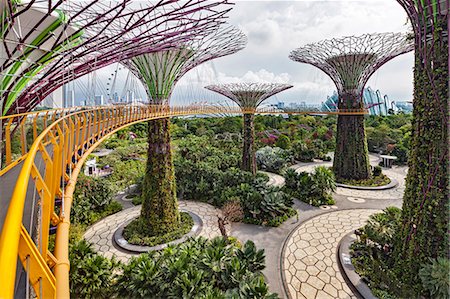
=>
[1,0,234,115]
[392,1,448,293]
[125,25,247,103]
[122,25,247,235]
[205,83,293,174]
[290,32,413,180]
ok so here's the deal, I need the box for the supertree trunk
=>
[141,117,180,234]
[242,113,256,175]
[395,17,448,290]
[333,92,371,180]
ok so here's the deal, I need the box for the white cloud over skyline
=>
[72,0,414,107]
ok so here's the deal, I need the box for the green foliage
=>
[241,189,295,225]
[72,174,122,225]
[338,173,391,187]
[256,146,290,173]
[123,212,194,246]
[373,165,382,176]
[419,258,450,299]
[364,207,401,246]
[350,207,408,298]
[291,140,316,162]
[275,134,291,149]
[115,237,278,298]
[391,144,408,165]
[175,134,294,226]
[69,239,119,299]
[394,22,449,293]
[283,167,336,206]
[364,115,411,166]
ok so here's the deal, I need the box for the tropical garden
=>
[66,111,424,297]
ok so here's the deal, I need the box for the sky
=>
[70,0,414,107]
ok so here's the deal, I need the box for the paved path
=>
[283,209,378,299]
[231,157,407,298]
[260,171,286,187]
[83,200,228,263]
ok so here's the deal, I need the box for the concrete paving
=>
[83,200,229,263]
[231,158,407,298]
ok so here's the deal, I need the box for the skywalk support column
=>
[205,83,293,175]
[242,112,256,174]
[289,33,413,181]
[125,26,247,232]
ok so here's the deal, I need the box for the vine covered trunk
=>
[394,18,449,291]
[333,92,371,180]
[242,113,256,175]
[141,117,180,234]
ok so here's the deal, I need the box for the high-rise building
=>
[94,95,104,106]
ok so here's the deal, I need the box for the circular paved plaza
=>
[83,200,228,263]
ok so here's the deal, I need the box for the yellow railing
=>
[0,104,367,299]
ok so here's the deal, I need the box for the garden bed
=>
[114,211,202,252]
[336,175,399,190]
[337,173,391,187]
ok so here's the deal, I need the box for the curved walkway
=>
[260,171,286,187]
[83,200,227,263]
[283,209,378,299]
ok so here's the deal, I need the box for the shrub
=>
[363,207,401,246]
[391,144,408,165]
[241,189,295,225]
[350,207,408,298]
[282,166,336,207]
[256,146,289,173]
[69,239,119,298]
[291,140,315,162]
[123,212,194,246]
[373,165,383,176]
[115,237,278,298]
[275,134,291,149]
[222,200,244,222]
[72,175,121,225]
[419,258,450,299]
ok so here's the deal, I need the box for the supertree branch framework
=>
[205,83,293,174]
[120,25,246,236]
[125,25,247,103]
[393,0,449,289]
[289,32,413,100]
[2,0,234,115]
[290,32,413,181]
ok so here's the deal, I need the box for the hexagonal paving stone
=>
[283,209,379,299]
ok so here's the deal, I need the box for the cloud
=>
[69,1,414,107]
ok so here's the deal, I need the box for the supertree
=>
[1,0,233,115]
[392,0,449,293]
[123,25,247,235]
[289,32,413,181]
[204,83,292,174]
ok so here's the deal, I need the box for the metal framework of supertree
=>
[1,0,234,115]
[290,32,413,181]
[393,0,449,287]
[205,83,293,174]
[120,25,246,235]
[125,25,247,103]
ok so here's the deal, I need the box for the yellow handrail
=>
[0,104,368,299]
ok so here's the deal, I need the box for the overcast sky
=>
[72,0,414,106]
